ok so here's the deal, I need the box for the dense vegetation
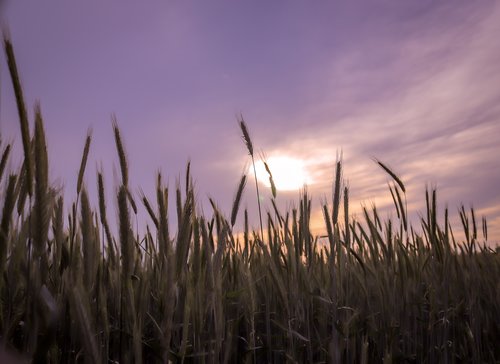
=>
[0,37,498,363]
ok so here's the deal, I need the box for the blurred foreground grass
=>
[0,37,499,363]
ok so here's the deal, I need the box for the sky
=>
[1,1,499,245]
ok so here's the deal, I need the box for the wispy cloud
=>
[1,1,498,243]
[245,2,500,243]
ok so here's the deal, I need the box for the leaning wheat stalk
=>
[238,116,264,240]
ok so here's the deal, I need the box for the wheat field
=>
[0,37,499,363]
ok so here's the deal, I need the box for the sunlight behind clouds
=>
[253,156,312,191]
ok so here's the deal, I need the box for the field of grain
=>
[0,37,499,363]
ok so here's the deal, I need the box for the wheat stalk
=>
[4,36,33,196]
[77,130,92,195]
[231,173,247,227]
[112,117,129,187]
[238,115,264,240]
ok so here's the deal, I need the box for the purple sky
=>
[1,1,499,244]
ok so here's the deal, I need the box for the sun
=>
[252,156,311,191]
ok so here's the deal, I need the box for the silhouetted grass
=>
[0,36,498,363]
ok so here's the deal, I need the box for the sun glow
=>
[252,156,311,191]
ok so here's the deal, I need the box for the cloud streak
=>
[244,2,500,242]
[1,1,498,244]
